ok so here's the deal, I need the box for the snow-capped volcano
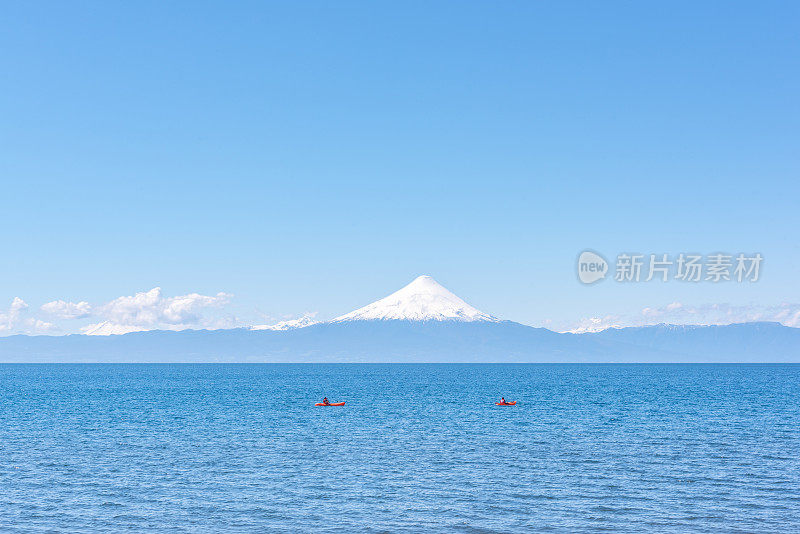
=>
[332,275,498,323]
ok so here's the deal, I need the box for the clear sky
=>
[2,2,798,335]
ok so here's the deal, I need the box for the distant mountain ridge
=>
[0,320,797,363]
[0,276,798,362]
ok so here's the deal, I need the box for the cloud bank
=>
[0,288,238,336]
[41,300,92,319]
[0,297,55,334]
[79,287,234,335]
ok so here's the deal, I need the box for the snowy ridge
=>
[82,321,147,336]
[251,314,318,331]
[332,275,498,323]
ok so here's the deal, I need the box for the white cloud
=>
[41,300,92,319]
[783,310,800,328]
[81,287,234,336]
[0,297,56,334]
[10,297,27,313]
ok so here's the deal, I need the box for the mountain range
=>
[1,276,798,362]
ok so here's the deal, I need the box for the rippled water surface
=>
[1,364,799,532]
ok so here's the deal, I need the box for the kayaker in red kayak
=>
[315,399,345,406]
[500,397,506,404]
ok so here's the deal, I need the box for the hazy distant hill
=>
[0,320,798,363]
[587,322,800,362]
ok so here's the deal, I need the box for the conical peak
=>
[332,275,498,323]
[401,275,447,292]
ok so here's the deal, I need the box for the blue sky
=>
[2,2,798,334]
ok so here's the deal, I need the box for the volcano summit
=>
[332,275,498,323]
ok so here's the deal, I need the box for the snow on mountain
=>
[332,275,499,323]
[81,321,147,336]
[251,314,318,331]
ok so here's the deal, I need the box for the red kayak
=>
[496,401,517,406]
[315,402,345,406]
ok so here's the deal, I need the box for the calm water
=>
[1,364,799,533]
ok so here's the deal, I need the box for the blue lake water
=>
[1,364,799,533]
